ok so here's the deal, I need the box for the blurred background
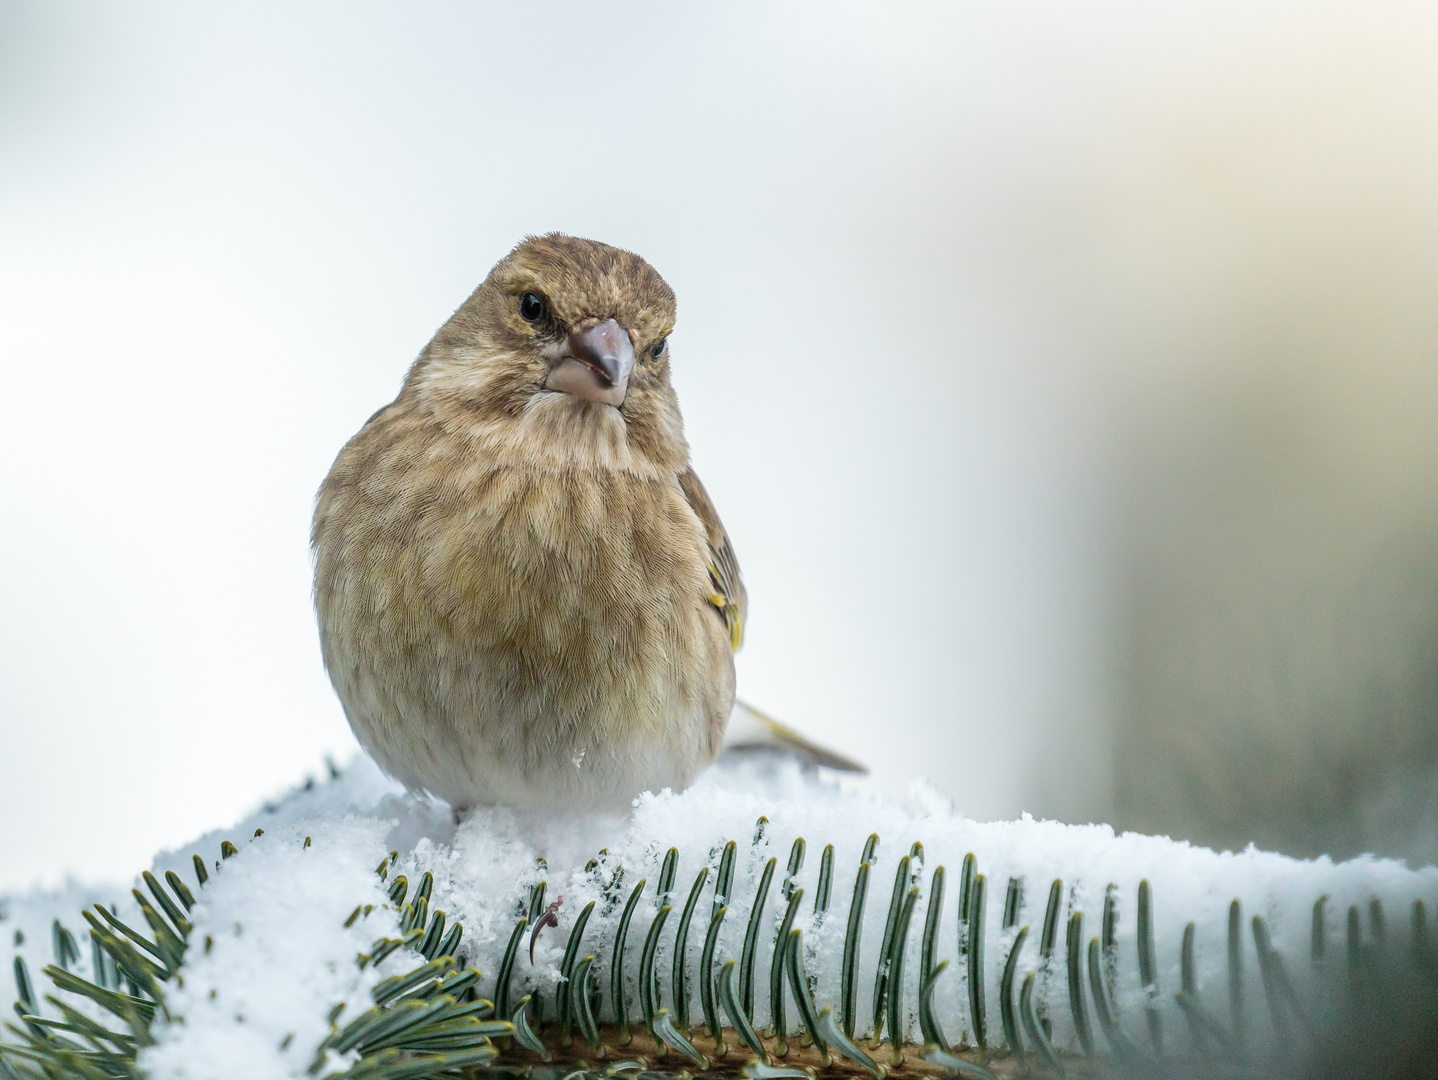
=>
[4,2,1437,892]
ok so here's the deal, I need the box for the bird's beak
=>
[544,319,635,407]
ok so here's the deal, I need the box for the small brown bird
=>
[312,235,749,814]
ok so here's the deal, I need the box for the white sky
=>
[4,2,1436,891]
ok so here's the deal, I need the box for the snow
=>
[3,754,1436,1077]
[139,817,404,1079]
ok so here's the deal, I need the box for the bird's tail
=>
[721,699,867,773]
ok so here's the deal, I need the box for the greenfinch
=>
[312,234,748,813]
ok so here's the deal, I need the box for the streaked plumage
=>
[313,235,745,813]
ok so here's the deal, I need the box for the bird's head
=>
[406,234,686,473]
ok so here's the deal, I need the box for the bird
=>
[313,234,858,816]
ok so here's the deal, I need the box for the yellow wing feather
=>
[677,467,746,653]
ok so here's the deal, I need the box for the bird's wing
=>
[724,699,868,773]
[677,466,746,652]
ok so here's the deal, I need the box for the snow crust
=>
[140,817,403,1078]
[4,755,1436,1077]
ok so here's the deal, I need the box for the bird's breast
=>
[316,420,718,704]
[438,465,708,652]
[313,408,736,808]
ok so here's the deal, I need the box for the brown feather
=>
[677,467,746,651]
[312,235,738,812]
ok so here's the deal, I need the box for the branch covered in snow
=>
[4,756,1436,1079]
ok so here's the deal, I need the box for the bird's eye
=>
[518,291,545,323]
[652,337,667,360]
